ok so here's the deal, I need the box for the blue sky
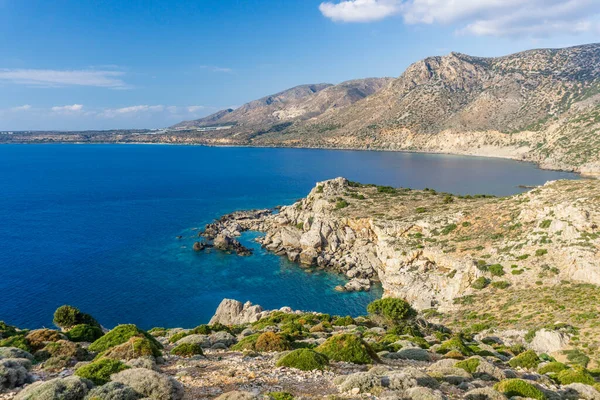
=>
[1,0,599,130]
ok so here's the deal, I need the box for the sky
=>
[1,0,599,131]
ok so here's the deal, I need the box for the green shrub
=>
[535,249,548,256]
[332,316,355,326]
[276,349,329,371]
[377,186,396,194]
[491,281,510,289]
[471,277,490,290]
[53,305,100,330]
[102,336,161,360]
[441,224,457,235]
[269,392,294,400]
[148,327,167,337]
[335,199,349,209]
[538,361,568,375]
[0,321,18,339]
[437,336,472,356]
[0,334,31,352]
[494,379,546,400]
[488,264,505,276]
[455,357,481,374]
[540,220,552,229]
[191,325,212,335]
[88,324,162,353]
[67,324,104,343]
[316,185,324,193]
[509,350,541,369]
[415,207,427,213]
[168,331,189,343]
[171,343,204,357]
[254,332,292,352]
[366,298,416,325]
[315,334,379,364]
[75,358,129,385]
[556,367,596,385]
[564,348,590,367]
[231,334,260,351]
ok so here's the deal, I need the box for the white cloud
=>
[319,0,600,36]
[9,104,31,112]
[51,104,83,113]
[0,69,129,88]
[319,0,399,22]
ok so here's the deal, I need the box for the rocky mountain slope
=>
[172,78,393,134]
[171,43,600,176]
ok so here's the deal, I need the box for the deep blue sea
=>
[0,144,578,330]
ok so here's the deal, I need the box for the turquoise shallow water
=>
[0,144,578,329]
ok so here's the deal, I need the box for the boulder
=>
[395,348,431,361]
[530,328,571,354]
[15,376,92,400]
[563,383,600,400]
[209,299,264,325]
[210,331,236,347]
[111,368,184,400]
[464,387,507,399]
[175,334,210,348]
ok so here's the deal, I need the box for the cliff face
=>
[171,43,600,176]
[202,178,600,311]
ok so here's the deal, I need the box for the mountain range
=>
[172,43,600,176]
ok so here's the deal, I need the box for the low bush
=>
[509,350,541,369]
[455,357,481,374]
[0,335,32,352]
[88,324,161,353]
[231,334,260,351]
[315,334,379,364]
[254,332,292,352]
[102,336,161,360]
[471,277,490,290]
[67,324,104,343]
[332,316,355,326]
[366,298,416,325]
[0,321,18,339]
[494,379,546,400]
[25,329,64,351]
[276,349,329,371]
[268,392,294,400]
[488,264,505,276]
[437,336,472,356]
[538,361,568,375]
[75,358,129,385]
[556,367,596,385]
[171,343,204,357]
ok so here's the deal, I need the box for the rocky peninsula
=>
[2,178,600,400]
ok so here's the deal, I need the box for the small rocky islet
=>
[3,177,600,399]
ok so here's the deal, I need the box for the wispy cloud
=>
[319,0,600,37]
[199,65,234,73]
[9,104,31,112]
[51,104,84,113]
[0,68,130,89]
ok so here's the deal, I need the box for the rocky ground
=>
[3,299,600,400]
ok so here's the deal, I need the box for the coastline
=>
[1,139,592,178]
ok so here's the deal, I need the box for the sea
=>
[0,144,578,329]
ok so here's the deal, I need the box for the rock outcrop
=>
[209,299,266,325]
